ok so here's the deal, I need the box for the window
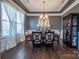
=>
[2,21,10,37]
[1,3,10,37]
[16,11,22,34]
[1,1,25,52]
[1,2,25,42]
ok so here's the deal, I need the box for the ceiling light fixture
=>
[37,1,50,31]
[40,1,48,20]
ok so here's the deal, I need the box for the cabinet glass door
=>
[73,16,77,26]
[72,36,78,47]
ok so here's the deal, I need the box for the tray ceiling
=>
[20,0,68,12]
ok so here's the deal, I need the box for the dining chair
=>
[32,32,42,51]
[44,32,54,49]
[53,31,61,46]
[24,32,29,46]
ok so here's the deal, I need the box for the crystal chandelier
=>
[40,1,48,20]
[37,1,50,31]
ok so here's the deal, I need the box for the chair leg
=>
[40,44,42,51]
[57,39,60,49]
[52,43,53,50]
[32,43,34,51]
[25,40,27,47]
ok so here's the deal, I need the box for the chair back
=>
[32,32,42,43]
[45,32,54,42]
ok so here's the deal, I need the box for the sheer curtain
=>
[19,12,25,42]
[16,11,24,43]
[1,2,17,50]
[1,1,25,52]
[1,2,11,51]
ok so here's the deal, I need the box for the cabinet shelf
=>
[63,13,79,48]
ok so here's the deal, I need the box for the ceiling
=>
[20,0,68,12]
[11,0,76,15]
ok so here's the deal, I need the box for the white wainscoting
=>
[27,30,63,39]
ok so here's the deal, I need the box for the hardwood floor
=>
[1,42,79,59]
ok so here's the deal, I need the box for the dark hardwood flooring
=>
[1,42,79,59]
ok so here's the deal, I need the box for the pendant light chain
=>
[43,1,45,15]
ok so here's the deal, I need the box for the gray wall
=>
[64,4,79,16]
[24,15,28,32]
[24,16,38,31]
[49,16,62,30]
[24,16,62,31]
[27,16,38,30]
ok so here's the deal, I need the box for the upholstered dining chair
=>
[44,32,54,49]
[53,34,60,45]
[32,32,42,51]
[24,32,29,46]
[53,30,61,46]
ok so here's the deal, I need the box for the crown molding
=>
[28,0,79,16]
[28,13,62,16]
[62,0,79,15]
[7,0,28,15]
[5,0,79,16]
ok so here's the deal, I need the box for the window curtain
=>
[1,3,11,51]
[19,12,24,42]
[16,11,24,43]
[1,1,25,52]
[16,11,22,43]
[2,2,17,50]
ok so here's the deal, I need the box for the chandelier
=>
[40,1,48,20]
[37,1,50,31]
